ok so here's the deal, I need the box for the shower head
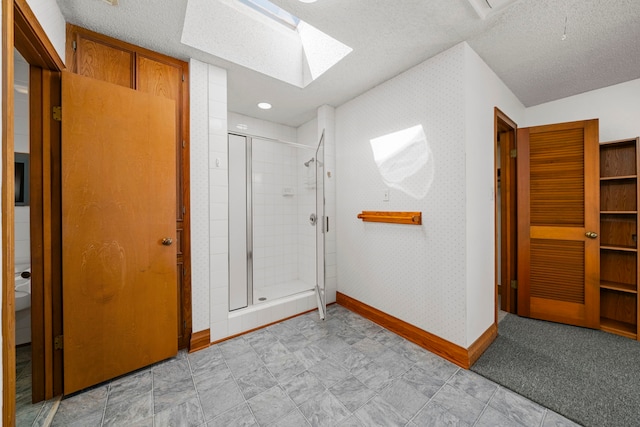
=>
[304,157,315,167]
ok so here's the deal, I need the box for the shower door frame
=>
[315,131,326,319]
[228,132,319,310]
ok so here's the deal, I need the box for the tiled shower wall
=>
[191,75,334,342]
[252,138,312,290]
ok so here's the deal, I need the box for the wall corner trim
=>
[467,322,498,367]
[188,329,210,353]
[336,292,497,369]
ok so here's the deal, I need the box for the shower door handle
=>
[310,213,317,226]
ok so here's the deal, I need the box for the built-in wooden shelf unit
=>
[357,211,422,225]
[599,137,640,340]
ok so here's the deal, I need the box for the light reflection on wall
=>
[369,125,435,199]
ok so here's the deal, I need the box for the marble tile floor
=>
[47,305,581,426]
[16,345,59,426]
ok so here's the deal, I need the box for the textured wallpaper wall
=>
[336,44,469,346]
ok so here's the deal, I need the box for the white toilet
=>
[14,265,31,312]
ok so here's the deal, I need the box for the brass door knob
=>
[161,237,173,246]
[585,231,598,239]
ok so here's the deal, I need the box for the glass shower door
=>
[315,131,326,319]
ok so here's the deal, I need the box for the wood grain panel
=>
[600,214,637,248]
[74,36,133,88]
[601,180,637,211]
[67,24,192,350]
[356,211,422,225]
[2,0,16,422]
[137,56,183,220]
[518,119,599,328]
[529,128,585,227]
[189,329,210,354]
[176,228,183,257]
[601,289,637,326]
[530,297,585,325]
[62,71,177,394]
[530,239,585,304]
[600,140,637,177]
[496,108,518,315]
[600,249,636,288]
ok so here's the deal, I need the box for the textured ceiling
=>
[56,0,640,127]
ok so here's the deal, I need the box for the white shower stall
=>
[228,132,326,315]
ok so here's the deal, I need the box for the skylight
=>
[182,0,353,88]
[238,0,300,30]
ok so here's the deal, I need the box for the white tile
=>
[210,186,228,205]
[228,316,243,336]
[211,220,228,238]
[211,236,228,255]
[210,203,228,221]
[207,65,227,85]
[209,101,227,121]
[209,169,228,186]
[211,253,229,278]
[211,303,229,324]
[211,286,228,305]
[211,267,229,291]
[209,151,228,170]
[240,311,258,332]
[210,320,229,342]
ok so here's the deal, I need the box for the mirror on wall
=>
[14,153,29,206]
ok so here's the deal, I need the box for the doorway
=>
[495,108,518,317]
[3,0,66,423]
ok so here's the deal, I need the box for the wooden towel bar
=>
[357,211,422,225]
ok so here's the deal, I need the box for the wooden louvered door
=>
[517,119,600,328]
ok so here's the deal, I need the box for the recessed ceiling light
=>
[299,0,317,3]
[257,102,272,110]
[236,124,249,130]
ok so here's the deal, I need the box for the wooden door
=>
[66,24,191,349]
[497,109,518,314]
[517,119,600,328]
[61,71,177,394]
[136,55,190,347]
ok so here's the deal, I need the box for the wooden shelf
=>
[600,245,638,252]
[600,211,638,214]
[600,317,637,340]
[599,137,639,341]
[357,211,422,225]
[600,280,638,294]
[601,175,637,181]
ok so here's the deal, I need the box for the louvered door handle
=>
[585,231,598,239]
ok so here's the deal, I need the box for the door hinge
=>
[510,279,518,290]
[182,140,186,148]
[182,206,186,215]
[72,40,77,51]
[182,74,185,82]
[510,149,517,158]
[183,320,187,331]
[52,106,62,122]
[54,335,64,350]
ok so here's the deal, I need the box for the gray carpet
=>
[471,314,640,427]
